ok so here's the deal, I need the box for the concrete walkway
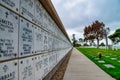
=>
[63,48,115,80]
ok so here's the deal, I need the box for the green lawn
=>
[76,47,120,80]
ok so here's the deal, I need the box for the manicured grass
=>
[76,47,120,80]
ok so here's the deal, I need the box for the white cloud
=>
[63,0,85,10]
[51,0,62,5]
[51,0,120,44]
[106,21,120,35]
[66,28,84,41]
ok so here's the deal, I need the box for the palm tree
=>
[104,27,110,49]
[72,34,76,46]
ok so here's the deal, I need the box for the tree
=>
[92,21,105,48]
[79,38,84,42]
[109,28,120,44]
[83,37,88,45]
[72,34,77,46]
[104,27,110,49]
[99,42,105,46]
[83,20,105,48]
[84,26,95,45]
[79,38,84,46]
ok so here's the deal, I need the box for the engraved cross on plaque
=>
[5,12,9,18]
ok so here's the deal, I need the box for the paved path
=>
[63,48,115,80]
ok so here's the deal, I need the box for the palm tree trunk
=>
[105,34,108,49]
[97,39,99,48]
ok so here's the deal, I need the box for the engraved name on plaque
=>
[20,0,34,21]
[0,60,18,80]
[43,53,49,77]
[34,26,43,54]
[0,6,18,61]
[19,57,34,80]
[34,55,44,80]
[19,18,33,57]
[43,31,48,52]
[34,0,43,26]
[0,0,19,13]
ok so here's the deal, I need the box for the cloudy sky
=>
[51,0,120,44]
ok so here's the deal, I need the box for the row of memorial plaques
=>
[0,0,34,21]
[0,5,71,61]
[1,0,71,43]
[0,0,71,47]
[0,48,71,80]
[0,5,19,60]
[0,0,62,35]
